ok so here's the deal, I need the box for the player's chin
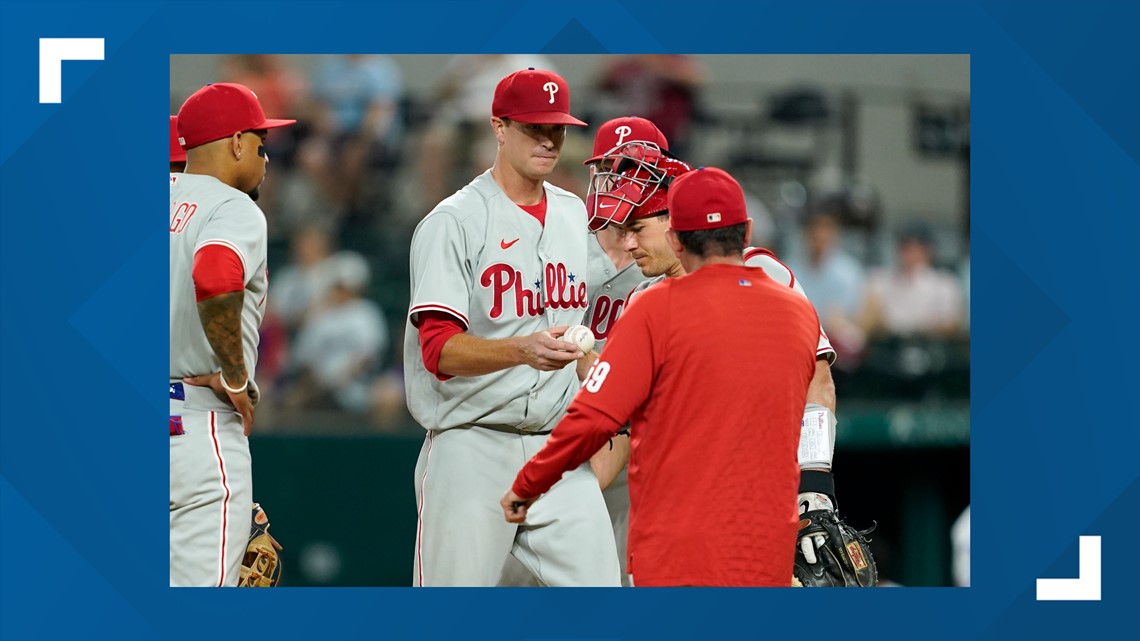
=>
[531,156,559,173]
[638,261,664,277]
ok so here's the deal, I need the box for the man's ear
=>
[231,132,244,160]
[491,117,506,145]
[666,228,683,256]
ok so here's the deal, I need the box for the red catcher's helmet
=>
[586,142,692,232]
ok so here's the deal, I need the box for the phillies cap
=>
[492,68,587,127]
[176,82,296,150]
[584,116,669,165]
[667,167,748,232]
[169,115,186,163]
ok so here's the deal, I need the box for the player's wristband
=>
[799,469,837,505]
[798,403,836,469]
[220,373,249,394]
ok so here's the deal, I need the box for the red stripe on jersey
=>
[409,304,469,329]
[417,311,466,381]
[193,244,245,302]
[742,246,774,263]
[208,412,232,587]
[744,246,796,289]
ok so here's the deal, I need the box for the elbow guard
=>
[798,403,837,469]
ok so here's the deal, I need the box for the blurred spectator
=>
[369,330,410,431]
[255,311,291,408]
[284,252,389,415]
[787,210,867,361]
[860,223,964,337]
[417,54,556,208]
[744,191,776,248]
[269,224,337,332]
[595,55,705,159]
[298,55,404,219]
[220,55,306,128]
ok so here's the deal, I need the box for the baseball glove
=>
[238,503,282,587]
[792,510,877,587]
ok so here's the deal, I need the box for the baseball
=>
[561,325,596,354]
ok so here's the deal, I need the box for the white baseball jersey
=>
[169,172,267,587]
[170,173,268,394]
[744,247,836,364]
[407,169,620,587]
[583,236,646,352]
[404,170,591,431]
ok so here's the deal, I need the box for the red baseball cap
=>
[176,82,296,150]
[492,68,587,127]
[169,115,186,163]
[667,167,748,232]
[584,116,669,165]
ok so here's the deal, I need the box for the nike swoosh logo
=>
[599,203,615,210]
[501,238,520,249]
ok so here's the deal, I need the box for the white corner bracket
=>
[39,38,104,104]
[1035,535,1101,601]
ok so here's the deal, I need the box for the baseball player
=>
[590,141,843,570]
[169,82,294,587]
[582,117,673,586]
[171,111,285,588]
[503,167,821,586]
[405,68,621,587]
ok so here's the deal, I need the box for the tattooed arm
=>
[185,290,255,434]
[196,291,248,389]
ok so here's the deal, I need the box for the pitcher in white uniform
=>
[405,68,621,587]
[169,83,294,587]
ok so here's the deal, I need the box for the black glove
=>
[793,509,878,587]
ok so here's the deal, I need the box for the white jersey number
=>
[584,361,611,393]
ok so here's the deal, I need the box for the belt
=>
[169,382,185,400]
[472,423,552,436]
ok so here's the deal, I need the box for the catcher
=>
[238,503,283,587]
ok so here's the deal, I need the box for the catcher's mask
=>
[585,142,692,232]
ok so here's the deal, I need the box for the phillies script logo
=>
[588,294,626,340]
[481,262,587,318]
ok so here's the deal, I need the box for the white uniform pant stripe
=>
[208,411,233,587]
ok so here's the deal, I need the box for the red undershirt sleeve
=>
[512,403,621,499]
[417,310,467,381]
[192,244,245,301]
